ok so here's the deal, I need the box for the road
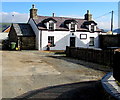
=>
[2,50,111,99]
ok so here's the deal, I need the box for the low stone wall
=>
[66,46,114,66]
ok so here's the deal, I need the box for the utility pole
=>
[12,15,14,23]
[111,11,114,35]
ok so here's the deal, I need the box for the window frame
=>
[80,34,87,39]
[71,23,75,30]
[89,37,94,46]
[70,22,76,31]
[49,21,54,30]
[48,36,55,47]
[91,25,94,32]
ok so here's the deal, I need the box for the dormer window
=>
[71,22,76,31]
[91,25,94,32]
[49,21,54,30]
[42,18,57,30]
[83,21,97,32]
[64,19,77,31]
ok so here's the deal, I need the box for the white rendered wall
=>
[75,32,99,48]
[0,33,8,42]
[41,30,99,50]
[42,31,70,50]
[28,18,40,50]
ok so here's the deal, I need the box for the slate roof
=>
[13,23,35,36]
[33,16,102,32]
[2,26,11,32]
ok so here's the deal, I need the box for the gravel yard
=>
[2,50,111,99]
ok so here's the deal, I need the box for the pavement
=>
[101,72,120,100]
[1,50,111,99]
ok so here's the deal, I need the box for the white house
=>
[27,4,103,50]
[9,4,104,51]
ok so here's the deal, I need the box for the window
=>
[89,37,94,46]
[49,21,54,30]
[71,22,75,31]
[48,36,54,47]
[91,25,94,32]
[80,34,87,39]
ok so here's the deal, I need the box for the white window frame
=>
[70,22,77,31]
[90,23,96,32]
[48,36,55,47]
[91,25,94,32]
[49,21,54,30]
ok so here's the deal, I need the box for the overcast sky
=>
[1,2,119,30]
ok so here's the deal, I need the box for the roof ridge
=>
[37,15,85,20]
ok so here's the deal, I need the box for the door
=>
[70,37,75,47]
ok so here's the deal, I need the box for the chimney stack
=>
[52,13,55,17]
[84,10,92,21]
[30,4,38,19]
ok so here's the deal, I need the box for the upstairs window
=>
[91,25,94,32]
[89,37,94,46]
[49,21,54,30]
[71,22,76,31]
[48,36,54,47]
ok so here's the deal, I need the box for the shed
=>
[8,23,35,50]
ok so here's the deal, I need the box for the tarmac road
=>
[1,50,111,99]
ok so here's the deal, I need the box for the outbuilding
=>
[8,23,35,50]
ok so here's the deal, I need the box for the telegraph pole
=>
[111,11,114,35]
[12,15,14,23]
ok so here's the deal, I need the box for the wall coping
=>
[101,72,120,99]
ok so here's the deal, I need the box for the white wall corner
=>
[46,22,49,29]
[94,26,96,31]
[75,24,77,31]
[38,31,41,50]
[54,23,56,30]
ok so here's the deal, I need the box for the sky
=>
[1,2,119,30]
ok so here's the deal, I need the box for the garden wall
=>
[66,46,114,66]
[113,51,120,82]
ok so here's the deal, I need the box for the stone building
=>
[8,23,35,50]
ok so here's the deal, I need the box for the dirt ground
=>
[1,50,111,99]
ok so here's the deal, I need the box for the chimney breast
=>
[52,13,55,17]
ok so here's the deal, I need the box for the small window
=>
[80,34,87,39]
[71,22,75,31]
[91,25,94,32]
[89,37,94,46]
[48,36,54,47]
[49,21,54,30]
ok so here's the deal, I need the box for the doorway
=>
[70,37,75,47]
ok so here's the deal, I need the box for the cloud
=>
[0,12,29,23]
[96,21,118,30]
[0,12,118,30]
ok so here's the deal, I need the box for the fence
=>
[66,46,114,66]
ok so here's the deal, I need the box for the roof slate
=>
[13,23,35,36]
[33,16,102,32]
